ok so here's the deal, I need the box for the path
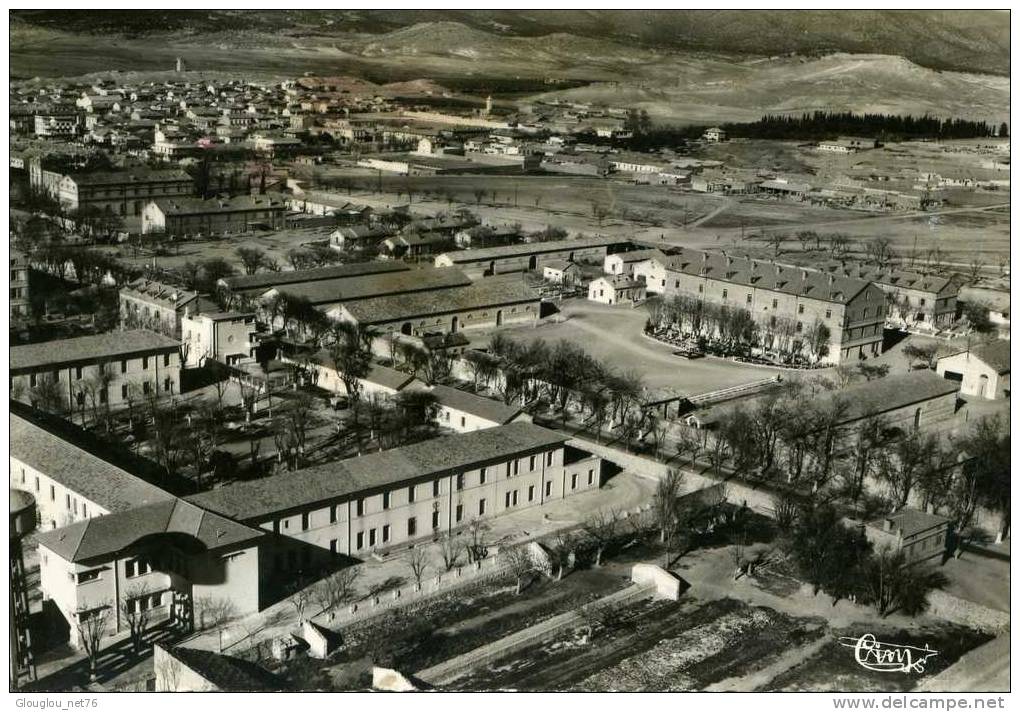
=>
[705,632,828,691]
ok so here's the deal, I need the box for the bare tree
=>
[548,532,576,580]
[75,605,110,681]
[436,534,463,572]
[583,509,619,567]
[287,582,314,624]
[154,649,184,691]
[120,584,152,654]
[653,469,684,543]
[500,544,535,595]
[866,236,896,269]
[407,547,429,588]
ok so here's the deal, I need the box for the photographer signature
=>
[838,634,939,674]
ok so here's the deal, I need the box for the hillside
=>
[11,9,1009,75]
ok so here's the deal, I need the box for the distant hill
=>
[10,9,1009,75]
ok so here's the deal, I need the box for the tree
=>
[827,234,850,259]
[844,414,889,504]
[856,363,889,381]
[901,342,938,370]
[865,236,895,269]
[771,492,800,533]
[466,519,489,564]
[653,469,684,546]
[962,415,1010,543]
[436,534,463,572]
[407,547,429,588]
[287,582,313,624]
[236,247,267,276]
[329,321,373,414]
[500,544,535,595]
[583,509,619,567]
[75,605,110,682]
[315,567,360,619]
[548,533,575,580]
[998,122,1009,138]
[764,232,786,257]
[120,584,151,654]
[790,503,869,599]
[29,373,66,415]
[858,549,947,617]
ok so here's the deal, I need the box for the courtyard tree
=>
[236,246,268,276]
[858,549,948,617]
[500,544,535,595]
[329,321,373,415]
[407,547,429,588]
[962,415,1010,543]
[436,534,463,572]
[653,469,684,544]
[583,509,620,567]
[120,584,152,654]
[75,605,110,682]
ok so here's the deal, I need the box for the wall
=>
[153,645,217,692]
[937,353,1008,400]
[364,300,540,338]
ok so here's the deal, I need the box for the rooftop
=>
[867,508,952,539]
[820,261,956,296]
[36,498,263,563]
[940,340,1011,374]
[266,267,470,306]
[437,236,631,264]
[160,646,285,692]
[152,194,287,216]
[11,413,174,514]
[186,422,569,521]
[340,275,539,325]
[429,384,525,424]
[220,260,407,293]
[68,169,191,187]
[10,329,181,372]
[120,278,198,309]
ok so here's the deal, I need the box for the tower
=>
[10,489,37,689]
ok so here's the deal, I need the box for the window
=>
[456,474,464,491]
[82,503,87,517]
[798,304,804,315]
[34,477,39,492]
[479,498,488,516]
[506,463,512,478]
[126,559,152,578]
[29,374,36,388]
[142,357,149,370]
[329,539,338,554]
[433,480,440,497]
[432,510,440,529]
[301,512,310,531]
[143,382,151,395]
[825,309,832,319]
[746,293,752,304]
[698,284,704,293]
[369,529,377,547]
[163,353,170,367]
[546,452,553,466]
[722,289,728,299]
[356,532,364,550]
[588,469,595,485]
[75,392,85,407]
[75,366,83,380]
[505,492,511,508]
[121,360,127,374]
[513,460,519,476]
[329,505,338,524]
[356,499,364,517]
[511,490,518,506]
[479,468,486,485]
[121,384,128,399]
[50,485,55,502]
[382,492,390,510]
[164,377,171,393]
[461,416,466,428]
[772,298,778,309]
[407,517,417,536]
[456,504,464,522]
[382,524,390,543]
[529,456,536,471]
[528,485,535,502]
[77,570,101,584]
[571,474,578,490]
[545,481,552,497]
[920,298,926,307]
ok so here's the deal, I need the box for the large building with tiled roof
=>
[634,248,887,364]
[434,236,633,279]
[186,422,601,558]
[217,259,408,297]
[35,498,265,648]
[819,261,958,328]
[141,194,287,236]
[57,169,192,215]
[11,329,182,414]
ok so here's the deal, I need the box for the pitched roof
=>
[186,422,569,521]
[10,330,180,372]
[307,353,417,391]
[941,341,1011,375]
[221,261,407,293]
[595,275,644,290]
[268,267,471,306]
[867,508,951,539]
[152,194,286,216]
[162,647,284,692]
[11,413,174,514]
[341,275,539,325]
[429,384,525,424]
[120,278,198,309]
[35,498,264,563]
[818,370,960,422]
[819,261,956,297]
[652,249,873,305]
[69,169,190,186]
[437,236,631,264]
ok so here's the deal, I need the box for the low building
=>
[10,410,173,531]
[217,261,408,299]
[588,275,646,306]
[186,423,602,560]
[335,275,541,337]
[435,236,633,279]
[330,224,393,251]
[35,498,265,649]
[936,341,1011,400]
[141,195,287,237]
[817,137,874,154]
[119,278,206,339]
[429,384,531,433]
[865,508,951,564]
[703,127,726,142]
[604,249,665,277]
[542,260,580,286]
[181,312,258,368]
[11,250,31,320]
[10,330,182,414]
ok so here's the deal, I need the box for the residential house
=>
[588,275,647,306]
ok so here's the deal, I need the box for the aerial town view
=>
[6,7,1011,702]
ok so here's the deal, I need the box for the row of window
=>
[25,354,172,386]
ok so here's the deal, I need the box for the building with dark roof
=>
[634,248,887,364]
[141,194,287,237]
[218,260,409,296]
[261,266,472,311]
[36,498,265,649]
[936,341,1011,400]
[434,236,633,279]
[865,508,951,563]
[429,383,531,432]
[11,329,182,414]
[331,275,541,336]
[57,169,192,215]
[186,422,601,558]
[820,261,958,328]
[119,278,210,339]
